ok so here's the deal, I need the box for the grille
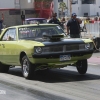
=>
[50,46,63,52]
[66,45,79,51]
[49,44,85,52]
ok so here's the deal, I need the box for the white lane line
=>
[88,63,98,65]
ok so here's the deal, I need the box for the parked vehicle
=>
[0,24,94,79]
[24,18,47,24]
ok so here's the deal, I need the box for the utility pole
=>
[69,0,72,16]
[66,0,68,16]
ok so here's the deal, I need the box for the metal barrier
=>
[85,22,100,37]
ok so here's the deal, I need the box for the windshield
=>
[18,25,65,39]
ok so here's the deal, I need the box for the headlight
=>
[35,47,42,54]
[85,43,91,49]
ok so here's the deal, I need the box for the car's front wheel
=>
[0,62,10,73]
[76,59,88,74]
[21,55,35,79]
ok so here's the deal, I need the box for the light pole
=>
[69,0,72,16]
[67,0,68,16]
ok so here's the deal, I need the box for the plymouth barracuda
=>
[0,24,94,79]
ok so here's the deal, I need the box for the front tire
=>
[21,55,35,79]
[76,59,88,74]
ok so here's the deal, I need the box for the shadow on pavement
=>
[8,67,100,83]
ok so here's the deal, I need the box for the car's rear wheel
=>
[21,55,35,79]
[0,62,10,73]
[76,59,88,74]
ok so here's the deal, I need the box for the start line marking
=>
[88,63,98,66]
[0,90,6,94]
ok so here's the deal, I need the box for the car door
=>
[1,28,18,65]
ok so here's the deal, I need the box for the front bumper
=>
[29,50,93,64]
[28,50,93,70]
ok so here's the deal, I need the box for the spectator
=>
[48,13,61,26]
[84,17,90,32]
[0,18,3,33]
[99,17,100,21]
[66,13,82,38]
[84,17,90,24]
[61,17,66,29]
[94,16,98,21]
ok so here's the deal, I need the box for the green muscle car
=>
[0,24,94,79]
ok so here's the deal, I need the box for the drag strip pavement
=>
[0,64,100,100]
[88,57,100,65]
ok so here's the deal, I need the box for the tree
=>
[59,1,68,17]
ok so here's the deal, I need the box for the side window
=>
[2,28,16,41]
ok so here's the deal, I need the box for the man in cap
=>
[66,13,82,38]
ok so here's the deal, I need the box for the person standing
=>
[66,13,82,38]
[61,17,66,29]
[21,11,25,25]
[48,13,61,27]
[0,14,3,33]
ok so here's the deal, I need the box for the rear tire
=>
[76,59,88,74]
[0,62,9,73]
[21,55,35,79]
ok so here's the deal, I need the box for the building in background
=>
[0,0,100,26]
[0,0,35,27]
[34,0,54,18]
[54,0,100,17]
[68,0,100,17]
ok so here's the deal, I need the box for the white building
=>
[71,0,100,17]
[54,0,100,17]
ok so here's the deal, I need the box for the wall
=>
[53,0,58,17]
[81,4,90,16]
[95,0,100,16]
[90,4,96,16]
[0,0,35,27]
[72,5,78,15]
[71,0,100,17]
[72,0,83,16]
[20,0,34,9]
[0,0,15,9]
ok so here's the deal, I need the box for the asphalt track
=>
[0,53,99,100]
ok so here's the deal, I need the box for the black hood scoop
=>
[42,34,64,41]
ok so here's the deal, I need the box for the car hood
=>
[33,38,85,46]
[20,38,92,47]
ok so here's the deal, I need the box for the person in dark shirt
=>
[0,14,4,34]
[49,13,61,26]
[66,13,82,38]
